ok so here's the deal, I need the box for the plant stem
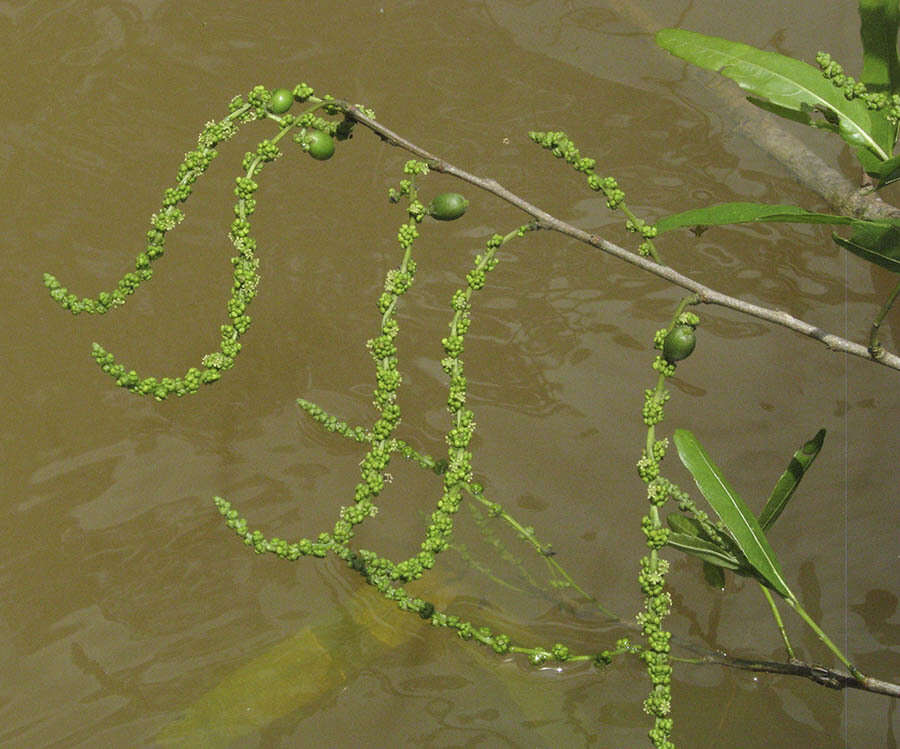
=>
[337,102,900,371]
[785,597,866,681]
[868,278,900,357]
[759,584,795,660]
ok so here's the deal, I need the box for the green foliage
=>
[832,222,900,273]
[758,429,825,531]
[655,202,858,233]
[655,28,891,159]
[655,202,900,274]
[672,429,794,598]
[861,0,900,85]
[654,16,900,341]
[656,29,893,160]
[669,429,865,681]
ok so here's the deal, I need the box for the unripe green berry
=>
[268,88,294,114]
[304,130,335,160]
[428,193,468,221]
[662,325,696,363]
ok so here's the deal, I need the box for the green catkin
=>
[529,130,661,261]
[50,85,709,736]
[636,301,700,749]
[213,176,591,664]
[45,85,366,399]
[816,51,900,122]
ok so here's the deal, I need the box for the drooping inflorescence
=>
[635,302,701,749]
[45,86,699,697]
[529,130,661,261]
[816,51,900,123]
[45,84,364,399]
[213,155,590,662]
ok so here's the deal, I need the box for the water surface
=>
[1,1,897,746]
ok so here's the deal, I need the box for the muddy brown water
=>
[1,1,897,746]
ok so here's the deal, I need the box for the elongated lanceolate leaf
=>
[666,531,744,571]
[656,29,890,160]
[666,513,708,537]
[746,96,837,130]
[673,429,794,599]
[859,0,900,95]
[856,149,900,185]
[758,429,825,531]
[655,202,856,235]
[832,224,900,273]
[666,512,751,569]
[858,0,899,160]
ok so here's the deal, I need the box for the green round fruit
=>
[429,192,468,221]
[268,88,294,114]
[662,325,696,362]
[304,130,335,160]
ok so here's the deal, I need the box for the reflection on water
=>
[2,0,898,746]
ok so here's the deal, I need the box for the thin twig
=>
[338,102,900,372]
[679,648,900,697]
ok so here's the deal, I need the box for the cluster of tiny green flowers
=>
[527,130,596,172]
[673,489,731,549]
[44,98,256,317]
[641,516,671,551]
[245,84,275,118]
[637,545,674,749]
[296,399,371,442]
[642,380,671,427]
[395,233,504,579]
[404,227,535,580]
[293,82,315,101]
[198,120,594,672]
[296,399,449,476]
[595,637,642,666]
[286,219,586,668]
[74,88,295,399]
[626,218,659,257]
[90,115,289,400]
[529,130,661,260]
[214,496,334,558]
[347,200,423,544]
[353,574,537,659]
[293,111,338,135]
[817,51,900,122]
[633,306,701,748]
[212,163,421,557]
[48,83,374,399]
[587,174,626,210]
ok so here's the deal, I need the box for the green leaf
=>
[855,148,900,185]
[858,0,900,162]
[832,222,900,273]
[655,202,856,235]
[656,28,890,160]
[673,429,794,599]
[666,512,748,561]
[746,96,841,134]
[758,429,826,531]
[666,513,708,537]
[859,0,900,93]
[666,531,744,571]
